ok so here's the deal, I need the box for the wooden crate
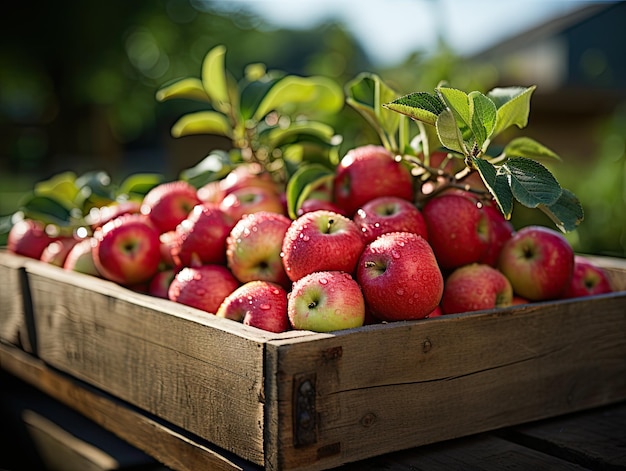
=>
[0,250,35,352]
[12,254,626,470]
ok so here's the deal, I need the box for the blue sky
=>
[214,0,603,65]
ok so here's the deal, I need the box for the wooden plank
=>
[338,433,590,470]
[267,292,626,470]
[503,402,626,469]
[0,250,34,352]
[0,344,258,471]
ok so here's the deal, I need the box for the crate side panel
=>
[0,251,33,351]
[27,264,267,466]
[271,293,626,470]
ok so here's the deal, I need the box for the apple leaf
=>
[179,150,234,188]
[171,111,233,138]
[155,77,210,103]
[20,195,74,226]
[472,157,512,218]
[345,72,406,151]
[253,75,343,122]
[33,171,80,211]
[383,91,446,127]
[488,86,536,137]
[263,121,337,148]
[436,109,467,155]
[503,157,562,208]
[469,91,497,151]
[117,173,164,200]
[539,188,584,232]
[201,45,231,113]
[285,164,335,219]
[504,136,561,161]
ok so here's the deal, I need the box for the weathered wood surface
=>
[0,250,34,352]
[267,293,626,470]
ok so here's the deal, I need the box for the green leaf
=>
[487,86,536,137]
[469,91,497,150]
[285,164,335,219]
[74,171,115,210]
[383,91,446,127]
[155,77,210,103]
[538,188,584,232]
[503,157,562,208]
[179,150,234,188]
[472,158,513,218]
[201,45,231,112]
[117,173,164,200]
[345,72,404,150]
[503,136,561,161]
[21,195,74,225]
[253,75,343,121]
[436,109,467,155]
[33,171,79,211]
[171,111,232,138]
[239,75,281,120]
[263,121,337,148]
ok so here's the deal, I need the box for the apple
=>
[441,263,513,314]
[92,213,161,285]
[216,281,290,333]
[140,180,201,233]
[288,271,365,332]
[425,305,443,318]
[356,231,443,321]
[148,268,176,299]
[158,230,179,268]
[218,185,285,222]
[171,203,236,268]
[498,225,575,301]
[63,237,101,277]
[226,211,291,287]
[40,236,79,267]
[219,163,280,199]
[86,200,141,231]
[353,196,428,244]
[168,264,240,314]
[281,210,365,282]
[296,198,347,217]
[561,255,613,299]
[479,202,514,267]
[333,145,414,217]
[422,191,490,271]
[7,218,60,259]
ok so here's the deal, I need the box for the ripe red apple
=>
[92,214,161,285]
[219,163,280,199]
[479,202,515,267]
[148,268,176,299]
[422,191,490,271]
[281,210,365,282]
[288,271,365,332]
[218,185,285,222]
[333,145,414,217]
[498,225,575,301]
[40,236,79,267]
[441,263,513,314]
[226,211,291,288]
[171,203,235,268]
[63,237,101,276]
[7,218,60,259]
[353,196,428,244]
[140,180,201,233]
[356,231,443,321]
[217,281,290,333]
[168,264,240,314]
[86,200,141,231]
[561,256,613,299]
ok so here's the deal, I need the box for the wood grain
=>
[0,251,33,352]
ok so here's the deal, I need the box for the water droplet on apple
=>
[319,277,328,285]
[260,303,271,310]
[195,288,206,296]
[391,250,401,259]
[302,235,310,241]
[374,222,380,228]
[271,288,280,295]
[396,288,404,296]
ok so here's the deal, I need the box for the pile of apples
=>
[7,145,614,333]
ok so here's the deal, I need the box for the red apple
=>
[422,191,490,271]
[425,305,443,318]
[171,203,236,268]
[333,145,414,217]
[168,264,240,314]
[296,198,347,217]
[63,238,101,277]
[479,202,515,267]
[40,236,79,267]
[357,231,443,321]
[226,211,291,287]
[7,218,60,259]
[219,163,280,199]
[441,263,513,314]
[216,281,290,333]
[86,200,141,231]
[218,185,285,222]
[288,271,365,332]
[561,255,613,299]
[353,196,428,244]
[281,210,365,282]
[148,268,176,299]
[92,213,161,285]
[498,225,575,301]
[140,180,201,233]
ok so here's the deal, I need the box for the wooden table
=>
[1,343,624,471]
